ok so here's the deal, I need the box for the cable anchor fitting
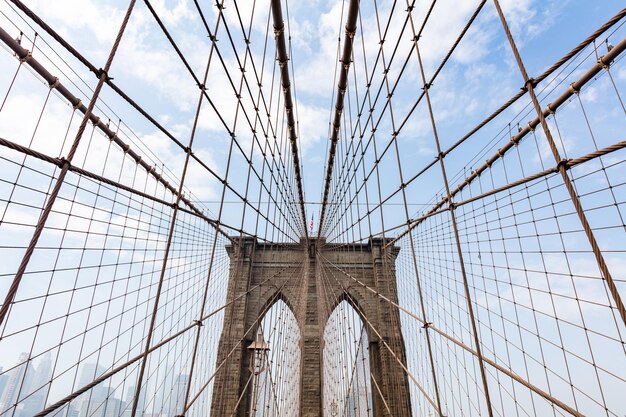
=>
[19,51,32,64]
[48,77,60,90]
[598,56,611,70]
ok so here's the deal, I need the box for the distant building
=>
[20,352,53,416]
[78,384,109,417]
[151,372,188,417]
[343,327,371,417]
[172,373,188,414]
[78,363,106,388]
[0,367,8,407]
[122,385,145,417]
[76,363,123,417]
[0,353,32,415]
[54,402,79,417]
[160,373,188,417]
[101,396,123,417]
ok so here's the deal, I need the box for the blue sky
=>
[0,0,625,416]
[2,0,623,232]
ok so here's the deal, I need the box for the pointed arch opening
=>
[249,299,301,417]
[323,299,373,417]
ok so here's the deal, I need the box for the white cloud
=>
[295,102,327,153]
[148,0,195,27]
[292,0,344,98]
[138,128,219,201]
[24,0,125,45]
[222,0,268,35]
[0,91,76,157]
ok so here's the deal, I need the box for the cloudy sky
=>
[1,0,623,234]
[0,1,625,416]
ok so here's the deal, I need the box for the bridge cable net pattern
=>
[0,0,623,417]
[318,1,626,417]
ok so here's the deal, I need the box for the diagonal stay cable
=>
[319,0,360,231]
[317,256,441,415]
[5,0,305,242]
[0,0,138,329]
[271,0,308,239]
[141,0,304,239]
[388,33,626,248]
[319,253,585,417]
[28,256,296,417]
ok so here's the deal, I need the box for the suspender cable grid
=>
[0,1,625,417]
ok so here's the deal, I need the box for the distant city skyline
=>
[0,0,624,416]
[0,355,188,417]
[1,352,52,417]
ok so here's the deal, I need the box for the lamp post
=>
[248,330,270,416]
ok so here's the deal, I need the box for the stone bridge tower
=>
[210,237,412,417]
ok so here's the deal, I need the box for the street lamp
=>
[248,330,270,374]
[248,329,270,416]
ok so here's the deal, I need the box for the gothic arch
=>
[323,298,374,417]
[211,237,411,416]
[251,287,300,337]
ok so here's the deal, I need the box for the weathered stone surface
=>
[210,237,411,416]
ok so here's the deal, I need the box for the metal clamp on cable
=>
[19,51,32,63]
[523,77,536,91]
[598,54,612,70]
[96,68,113,81]
[48,77,60,89]
[556,158,570,172]
[58,157,71,170]
[273,25,284,37]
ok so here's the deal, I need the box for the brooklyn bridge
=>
[0,0,624,416]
